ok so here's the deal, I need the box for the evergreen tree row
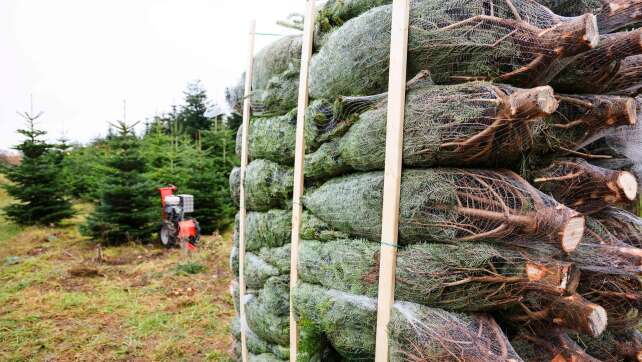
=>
[2,81,238,245]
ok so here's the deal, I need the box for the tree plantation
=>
[3,82,238,244]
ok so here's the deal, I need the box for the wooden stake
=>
[374,0,410,361]
[238,19,256,362]
[290,1,315,361]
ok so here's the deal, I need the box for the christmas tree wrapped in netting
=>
[226,0,642,360]
[309,0,599,99]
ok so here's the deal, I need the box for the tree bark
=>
[553,30,642,94]
[509,293,607,337]
[598,0,642,33]
[606,55,642,97]
[578,271,642,330]
[533,158,638,214]
[513,328,602,362]
[533,94,637,155]
[575,329,642,362]
[595,206,642,249]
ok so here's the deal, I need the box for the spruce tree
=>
[61,141,109,202]
[176,81,211,140]
[140,121,193,187]
[195,122,238,232]
[3,111,75,225]
[82,122,155,244]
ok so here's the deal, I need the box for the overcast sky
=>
[0,0,302,149]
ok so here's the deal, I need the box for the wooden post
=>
[374,0,410,361]
[290,1,315,361]
[238,19,256,362]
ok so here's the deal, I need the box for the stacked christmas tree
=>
[228,0,642,360]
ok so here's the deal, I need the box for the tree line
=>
[1,81,239,245]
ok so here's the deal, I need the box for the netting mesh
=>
[533,0,601,17]
[252,35,302,91]
[298,239,578,313]
[551,30,642,94]
[245,276,290,346]
[302,168,584,252]
[604,55,642,97]
[314,0,393,48]
[231,317,290,360]
[595,206,642,249]
[511,327,603,362]
[293,283,524,361]
[309,0,598,100]
[530,94,638,156]
[250,35,302,116]
[536,0,642,33]
[532,158,638,214]
[225,0,642,358]
[303,81,558,179]
[225,73,245,114]
[556,215,642,276]
[230,244,291,290]
[571,329,642,361]
[231,209,350,253]
[229,159,293,211]
[509,219,642,278]
[224,35,303,117]
[233,210,292,252]
[235,109,315,165]
[578,270,642,329]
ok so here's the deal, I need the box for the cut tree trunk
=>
[605,55,642,97]
[598,0,642,33]
[595,206,642,248]
[536,0,642,33]
[552,30,642,94]
[578,271,642,329]
[302,168,586,252]
[533,158,638,214]
[298,239,579,313]
[571,329,642,362]
[512,327,602,362]
[532,94,638,156]
[507,293,607,337]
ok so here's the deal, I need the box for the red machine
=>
[159,186,200,249]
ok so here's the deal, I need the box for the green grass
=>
[0,176,236,361]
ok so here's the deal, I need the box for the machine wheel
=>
[160,222,177,247]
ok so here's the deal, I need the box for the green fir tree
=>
[82,121,155,244]
[176,81,211,140]
[3,111,75,225]
[195,121,238,232]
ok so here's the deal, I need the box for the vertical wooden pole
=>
[239,19,256,362]
[290,1,315,361]
[374,0,410,361]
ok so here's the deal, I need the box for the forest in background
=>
[1,80,240,242]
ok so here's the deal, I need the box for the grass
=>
[0,176,236,361]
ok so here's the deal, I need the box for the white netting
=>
[226,0,642,359]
